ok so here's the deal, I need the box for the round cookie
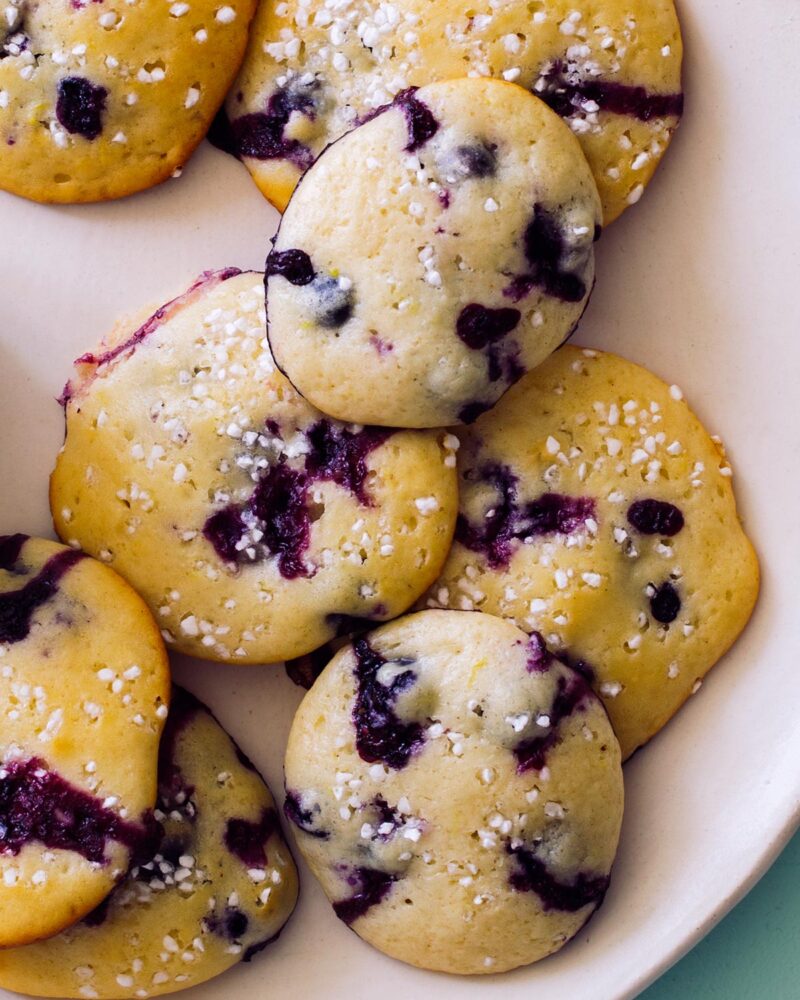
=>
[266,78,601,428]
[284,610,623,975]
[0,534,170,947]
[50,269,458,664]
[227,0,683,222]
[423,346,760,758]
[0,686,299,998]
[0,0,256,203]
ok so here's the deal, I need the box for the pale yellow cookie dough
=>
[424,346,760,758]
[0,686,299,997]
[266,78,601,428]
[229,0,682,222]
[285,610,623,975]
[50,269,458,664]
[0,534,169,947]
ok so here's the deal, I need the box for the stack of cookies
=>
[0,0,760,992]
[0,537,298,997]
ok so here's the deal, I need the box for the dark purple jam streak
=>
[650,581,681,624]
[205,463,310,578]
[514,671,591,773]
[507,844,609,912]
[225,79,321,168]
[203,421,391,579]
[627,499,684,536]
[536,63,684,123]
[456,465,595,569]
[283,791,329,839]
[394,88,440,151]
[352,637,424,770]
[0,757,150,863]
[305,421,389,504]
[0,544,84,644]
[224,808,278,868]
[332,866,397,925]
[70,269,242,379]
[55,76,107,140]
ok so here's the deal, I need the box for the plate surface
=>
[1,1,799,997]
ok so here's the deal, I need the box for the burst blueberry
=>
[0,546,84,644]
[55,76,107,140]
[332,866,397,925]
[650,581,681,623]
[351,637,424,770]
[627,499,685,536]
[394,88,439,151]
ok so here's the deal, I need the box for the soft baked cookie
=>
[423,346,760,758]
[0,534,169,946]
[284,610,623,975]
[0,686,299,998]
[227,0,682,222]
[266,78,601,428]
[0,0,255,203]
[50,269,457,664]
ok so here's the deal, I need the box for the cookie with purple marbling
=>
[284,609,623,975]
[228,0,682,222]
[0,0,255,203]
[0,534,169,947]
[0,686,298,997]
[423,346,760,758]
[50,269,458,664]
[266,78,601,428]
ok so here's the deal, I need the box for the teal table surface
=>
[639,828,800,999]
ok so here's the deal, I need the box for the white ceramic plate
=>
[2,0,799,996]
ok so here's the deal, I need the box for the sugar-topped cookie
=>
[423,346,759,757]
[0,686,299,997]
[266,78,601,428]
[0,534,169,946]
[50,269,457,664]
[284,610,623,975]
[0,0,255,203]
[227,0,682,222]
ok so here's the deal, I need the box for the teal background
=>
[639,828,800,999]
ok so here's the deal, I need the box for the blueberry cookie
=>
[0,0,255,203]
[228,0,682,222]
[423,346,760,758]
[266,78,601,428]
[0,686,299,997]
[284,609,623,975]
[50,270,458,664]
[0,534,169,946]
